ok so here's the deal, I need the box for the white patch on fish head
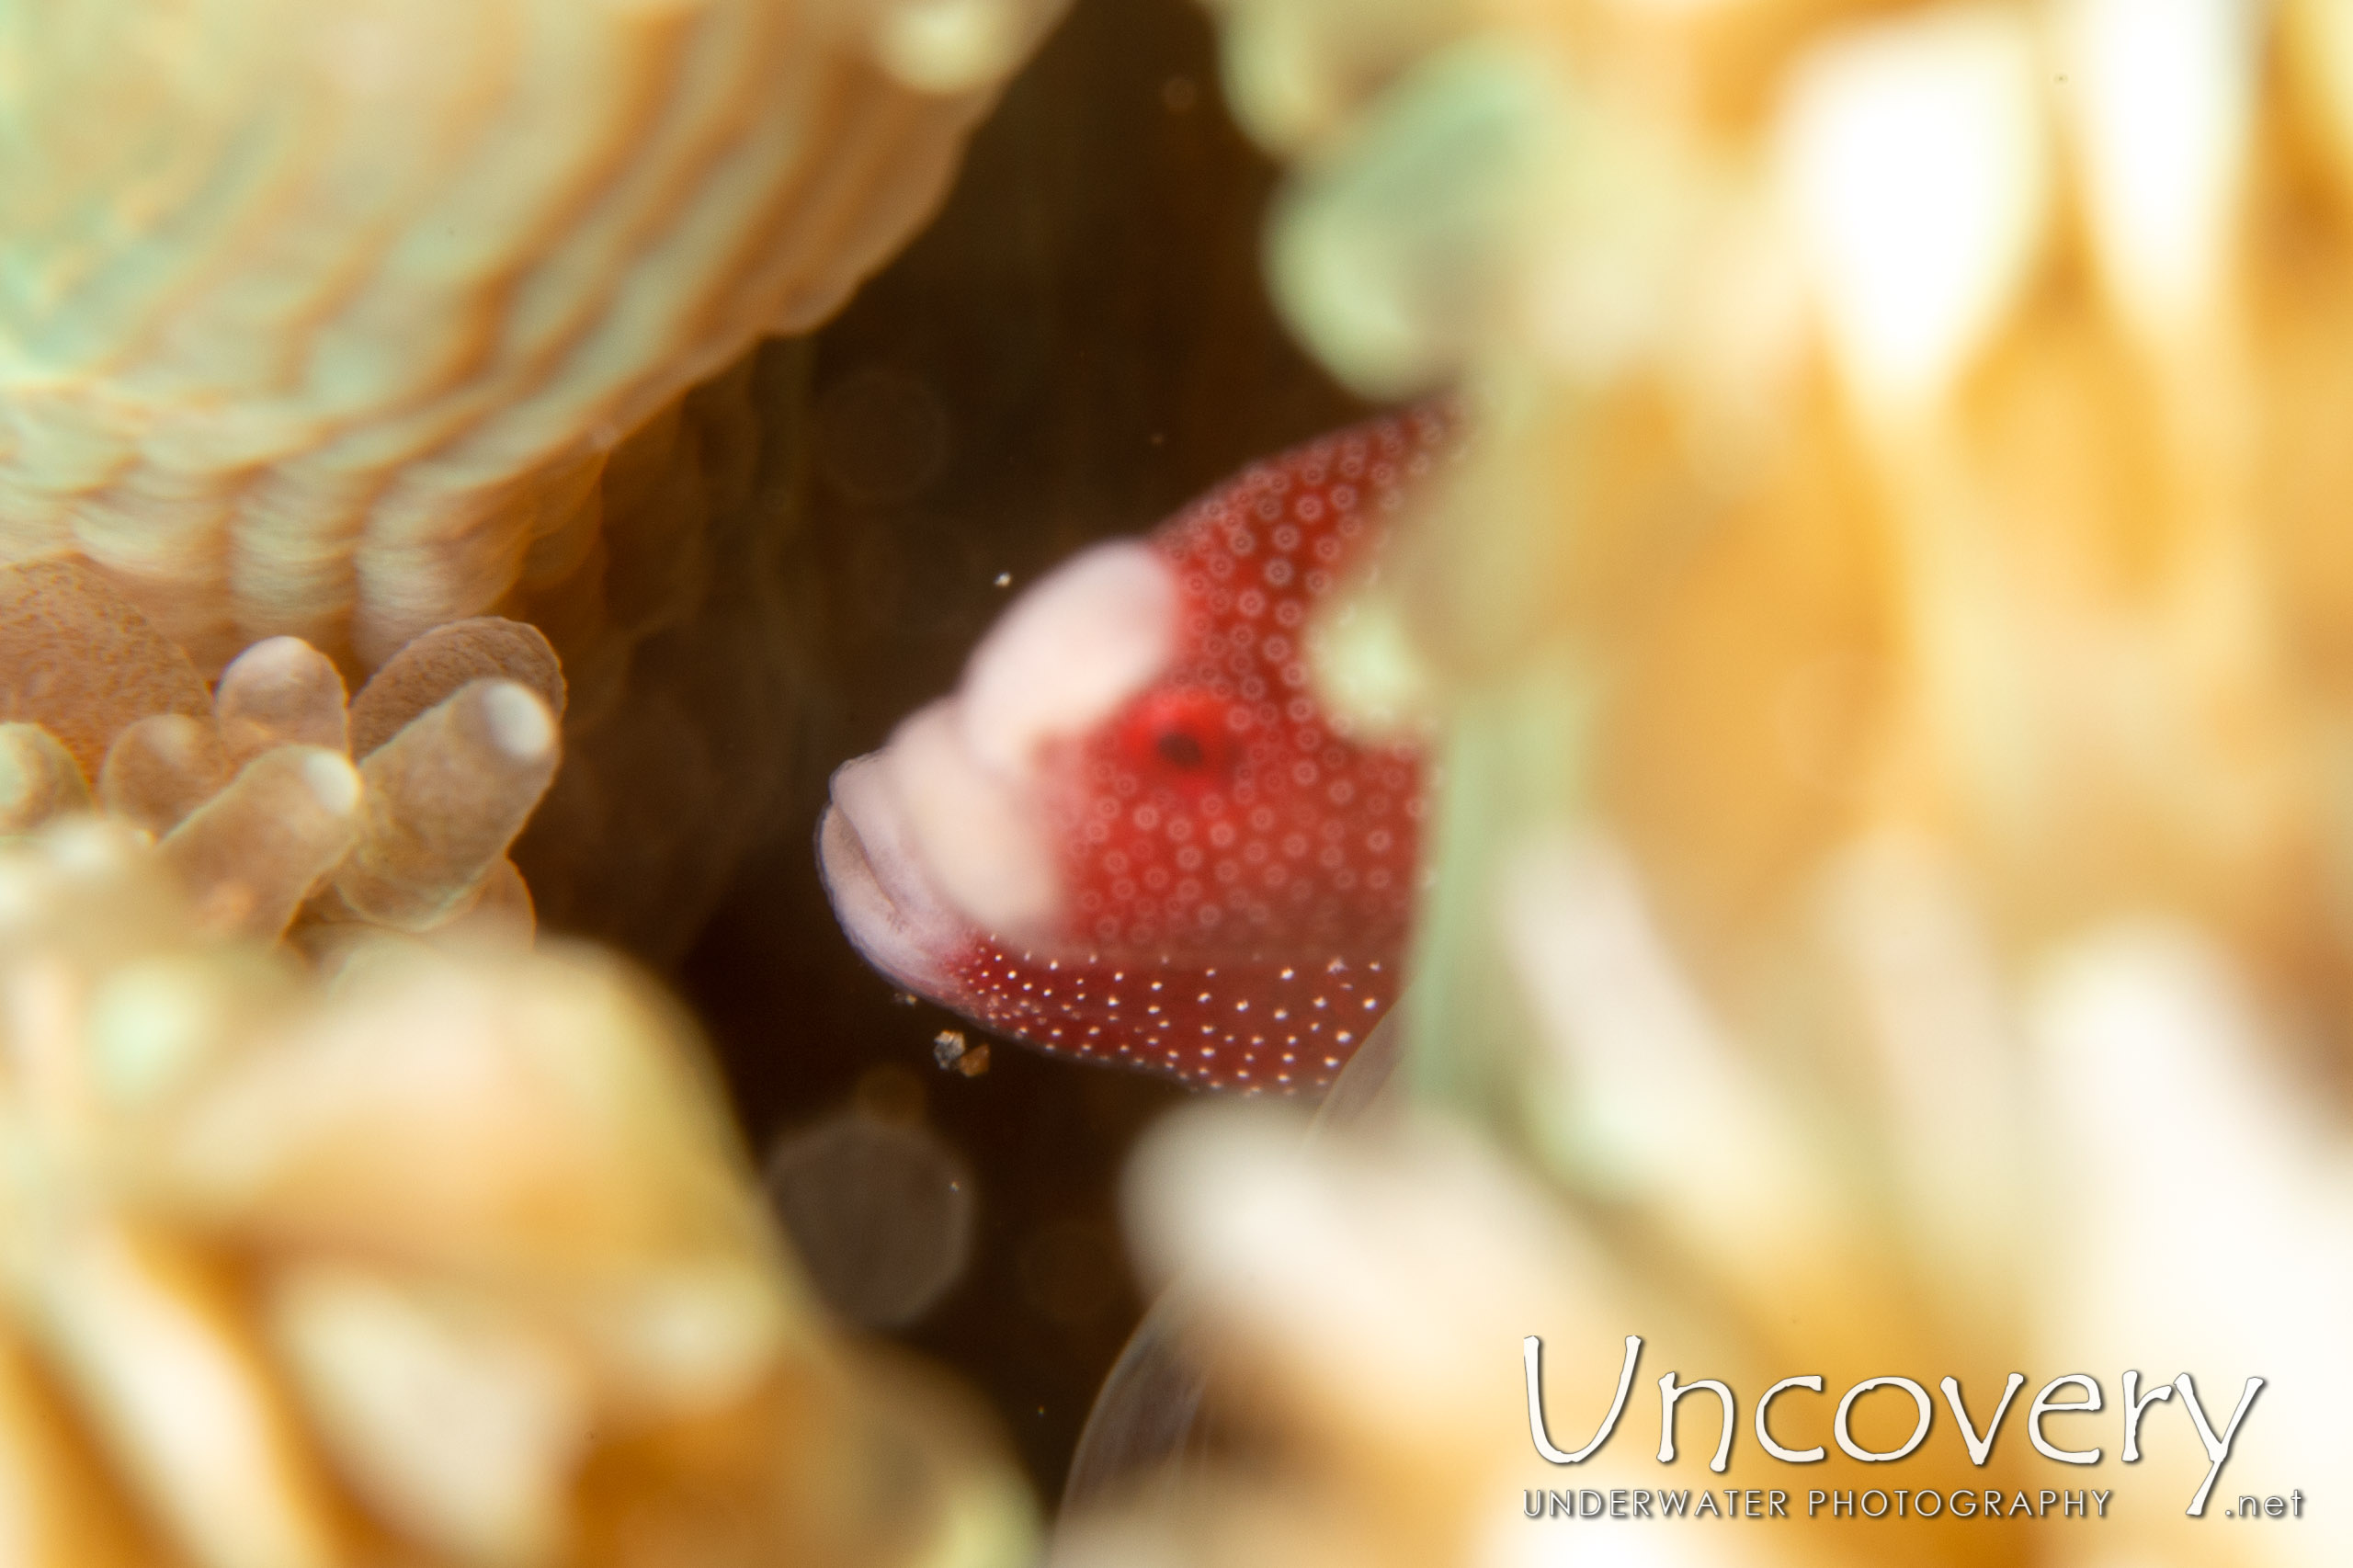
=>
[820,540,1181,983]
[956,540,1181,778]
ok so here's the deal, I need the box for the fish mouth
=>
[816,751,981,1006]
[819,538,1186,1009]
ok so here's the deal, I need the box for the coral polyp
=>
[0,557,562,949]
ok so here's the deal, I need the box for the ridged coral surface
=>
[0,0,1066,673]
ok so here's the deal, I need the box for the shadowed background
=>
[530,0,1370,1501]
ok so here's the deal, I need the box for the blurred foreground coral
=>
[0,818,1033,1568]
[0,527,1035,1568]
[1055,0,2353,1564]
[1225,0,2353,1085]
[1063,840,2352,1568]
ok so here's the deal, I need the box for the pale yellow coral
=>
[0,819,1035,1568]
[0,0,1068,673]
[1211,0,2353,1093]
[1070,1,2353,1562]
[1063,846,2353,1567]
[0,556,560,949]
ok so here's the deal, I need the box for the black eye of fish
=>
[1155,730,1207,770]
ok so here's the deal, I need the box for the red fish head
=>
[820,409,1452,1090]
